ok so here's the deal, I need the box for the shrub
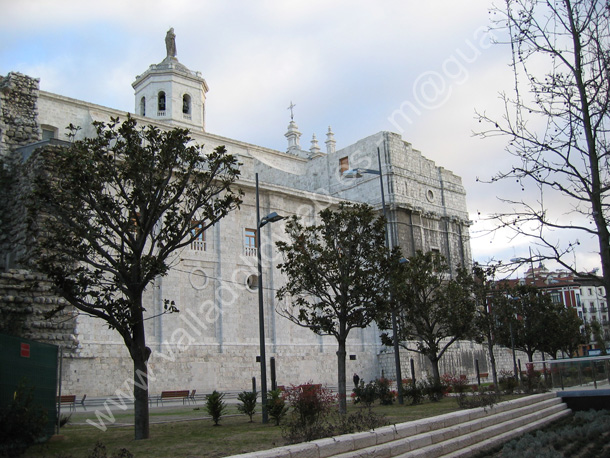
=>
[283,383,336,426]
[205,390,227,426]
[500,410,610,457]
[402,381,423,405]
[420,377,446,402]
[456,387,500,410]
[282,417,333,444]
[281,383,337,443]
[87,441,134,458]
[59,414,72,428]
[266,389,288,426]
[237,390,257,422]
[334,409,388,435]
[498,370,518,395]
[376,378,395,405]
[521,365,547,394]
[352,380,378,407]
[441,373,470,395]
[0,380,48,458]
[283,384,387,444]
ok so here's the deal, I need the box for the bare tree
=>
[477,0,610,297]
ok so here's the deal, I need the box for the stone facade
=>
[0,41,485,397]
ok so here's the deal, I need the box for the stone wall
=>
[378,340,541,385]
[0,269,77,352]
[0,73,42,269]
[0,72,41,158]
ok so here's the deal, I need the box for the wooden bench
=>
[58,394,76,412]
[159,390,190,405]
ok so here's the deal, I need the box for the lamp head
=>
[343,169,363,179]
[260,212,284,227]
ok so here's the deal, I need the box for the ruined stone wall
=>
[0,72,41,159]
[0,73,42,270]
[0,269,78,352]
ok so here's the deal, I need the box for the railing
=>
[190,240,206,251]
[529,355,610,391]
[183,113,192,120]
[244,246,257,257]
[157,111,166,117]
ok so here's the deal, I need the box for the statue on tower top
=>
[165,28,177,58]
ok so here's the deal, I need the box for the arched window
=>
[158,91,166,112]
[182,94,191,115]
[140,97,146,116]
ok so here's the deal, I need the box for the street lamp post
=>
[343,147,404,405]
[255,173,283,423]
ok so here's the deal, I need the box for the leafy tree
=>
[236,391,258,422]
[590,320,608,356]
[28,116,241,440]
[494,284,560,362]
[266,389,288,426]
[275,202,390,414]
[477,0,610,300]
[381,250,477,387]
[544,305,585,358]
[205,391,227,426]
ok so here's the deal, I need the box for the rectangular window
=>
[244,228,257,256]
[42,128,56,141]
[339,156,349,174]
[190,221,206,251]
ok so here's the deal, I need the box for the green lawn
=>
[24,397,506,458]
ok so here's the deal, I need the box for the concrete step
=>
[407,400,570,457]
[227,393,571,458]
[439,408,571,458]
[330,395,567,458]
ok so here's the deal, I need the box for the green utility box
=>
[0,333,58,438]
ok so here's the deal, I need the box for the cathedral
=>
[0,31,472,396]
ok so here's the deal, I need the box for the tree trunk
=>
[429,355,441,387]
[337,340,347,414]
[133,355,150,440]
[131,299,151,441]
[486,338,499,390]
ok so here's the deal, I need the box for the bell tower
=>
[132,28,209,131]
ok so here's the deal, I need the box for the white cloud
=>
[0,0,602,273]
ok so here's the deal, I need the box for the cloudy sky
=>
[1,0,602,274]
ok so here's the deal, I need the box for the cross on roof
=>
[288,101,296,120]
